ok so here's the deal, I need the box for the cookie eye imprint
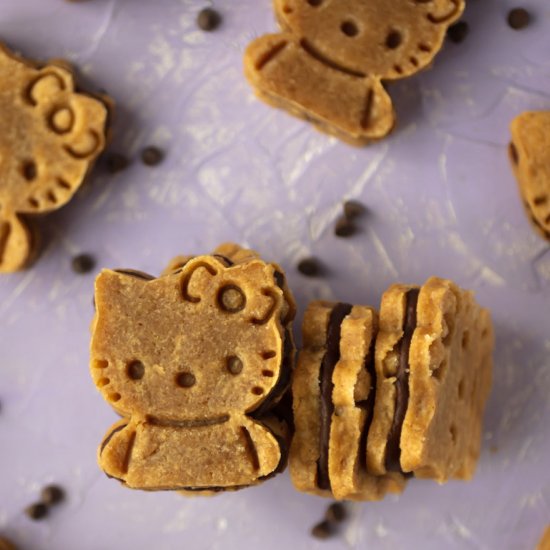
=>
[226,355,244,375]
[20,160,37,182]
[341,20,359,37]
[217,284,246,313]
[175,372,196,388]
[385,30,403,50]
[126,360,145,381]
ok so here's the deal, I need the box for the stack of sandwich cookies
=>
[368,278,493,482]
[290,277,493,500]
[290,301,405,501]
[91,244,296,493]
[509,111,550,241]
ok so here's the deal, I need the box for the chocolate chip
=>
[507,8,531,30]
[297,257,323,277]
[197,8,221,31]
[141,146,164,166]
[105,153,129,174]
[176,372,196,388]
[334,216,357,238]
[40,485,65,506]
[447,21,469,43]
[226,356,243,375]
[71,254,95,274]
[25,503,48,521]
[343,200,366,220]
[311,520,333,540]
[325,502,347,523]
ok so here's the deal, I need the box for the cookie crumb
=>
[311,520,334,540]
[447,21,469,43]
[71,254,96,274]
[334,216,357,238]
[141,146,164,166]
[40,485,65,506]
[507,8,531,30]
[105,153,129,174]
[297,257,323,277]
[24,503,48,521]
[325,502,347,523]
[343,200,366,220]
[197,8,222,32]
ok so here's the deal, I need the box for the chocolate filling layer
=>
[385,288,420,474]
[357,339,377,471]
[317,302,353,491]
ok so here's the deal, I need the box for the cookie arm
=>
[244,34,395,144]
[98,420,136,483]
[0,214,35,273]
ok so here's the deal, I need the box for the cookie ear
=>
[249,288,281,325]
[0,214,34,273]
[180,259,220,303]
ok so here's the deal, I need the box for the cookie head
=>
[276,0,463,78]
[91,258,286,421]
[0,44,109,216]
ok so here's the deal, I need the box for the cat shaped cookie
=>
[245,0,464,144]
[91,247,296,492]
[0,43,110,272]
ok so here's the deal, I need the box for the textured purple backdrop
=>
[1,1,549,549]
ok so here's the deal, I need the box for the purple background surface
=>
[1,1,550,549]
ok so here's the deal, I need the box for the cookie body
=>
[509,111,550,241]
[289,301,405,500]
[368,278,494,482]
[244,0,464,144]
[91,245,296,492]
[0,43,110,272]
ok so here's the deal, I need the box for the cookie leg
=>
[0,214,34,273]
[244,33,395,144]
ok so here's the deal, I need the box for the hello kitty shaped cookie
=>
[91,246,296,492]
[0,43,109,273]
[245,0,464,145]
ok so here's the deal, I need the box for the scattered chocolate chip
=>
[447,21,469,43]
[343,200,366,220]
[141,146,164,166]
[325,502,347,524]
[297,257,323,277]
[507,8,531,30]
[311,520,334,540]
[25,503,48,521]
[71,254,95,274]
[334,216,357,238]
[40,485,65,506]
[105,153,129,174]
[197,8,222,31]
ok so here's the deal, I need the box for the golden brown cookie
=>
[244,0,464,145]
[0,42,110,273]
[509,111,550,241]
[367,277,494,482]
[0,536,17,550]
[289,301,405,500]
[91,245,296,492]
[537,526,550,550]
